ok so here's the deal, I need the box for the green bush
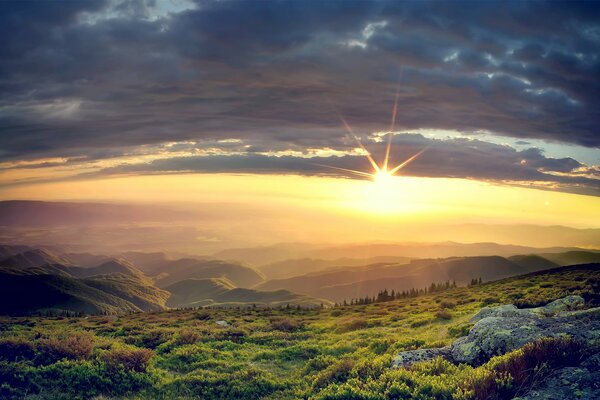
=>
[313,359,355,389]
[164,368,281,400]
[28,360,153,399]
[0,338,35,362]
[125,329,172,349]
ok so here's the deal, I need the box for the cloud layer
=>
[0,0,598,194]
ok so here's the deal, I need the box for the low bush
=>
[269,317,300,332]
[164,368,281,400]
[469,336,586,399]
[0,338,35,361]
[129,329,172,349]
[435,310,452,320]
[448,323,473,338]
[36,333,94,364]
[177,329,200,345]
[313,358,355,389]
[336,318,369,332]
[100,346,154,373]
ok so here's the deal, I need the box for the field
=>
[1,264,598,400]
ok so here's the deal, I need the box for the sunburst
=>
[322,91,428,182]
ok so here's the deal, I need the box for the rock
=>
[215,320,229,327]
[451,296,598,366]
[539,295,586,315]
[470,304,534,322]
[513,355,600,400]
[469,296,586,322]
[392,296,599,369]
[392,347,451,368]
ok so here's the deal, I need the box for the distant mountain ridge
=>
[2,244,599,315]
[166,278,331,308]
[255,253,598,302]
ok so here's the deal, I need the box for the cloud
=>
[0,0,598,192]
[88,134,599,196]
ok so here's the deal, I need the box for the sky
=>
[0,0,599,238]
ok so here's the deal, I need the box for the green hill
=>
[165,277,330,308]
[154,259,265,288]
[256,255,562,302]
[541,250,600,266]
[1,263,597,399]
[0,272,141,315]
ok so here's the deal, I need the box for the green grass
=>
[0,264,597,399]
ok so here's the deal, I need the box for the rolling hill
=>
[0,248,73,269]
[541,250,600,266]
[0,272,144,315]
[165,278,331,308]
[255,254,566,302]
[153,258,265,288]
[215,241,588,266]
[257,256,413,280]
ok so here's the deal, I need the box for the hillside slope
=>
[153,259,265,288]
[0,272,142,315]
[256,255,562,302]
[166,278,330,308]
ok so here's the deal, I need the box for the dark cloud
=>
[0,0,598,191]
[88,134,599,196]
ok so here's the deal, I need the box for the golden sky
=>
[2,173,599,229]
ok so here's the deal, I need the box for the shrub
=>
[269,317,300,332]
[435,310,452,320]
[100,347,154,373]
[303,355,336,374]
[0,338,35,361]
[440,301,456,309]
[177,329,200,345]
[164,368,280,400]
[125,329,172,349]
[28,360,153,398]
[469,337,586,399]
[313,359,355,389]
[336,318,369,332]
[481,296,500,305]
[448,323,473,338]
[37,333,93,364]
[195,311,211,320]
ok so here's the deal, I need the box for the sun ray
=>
[338,114,380,173]
[388,146,429,175]
[383,89,400,171]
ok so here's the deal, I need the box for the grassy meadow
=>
[1,264,598,400]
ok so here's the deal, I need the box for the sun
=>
[374,168,394,185]
[319,90,429,185]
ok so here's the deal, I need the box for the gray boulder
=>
[393,296,599,369]
[392,347,451,368]
[514,354,600,400]
[451,296,598,365]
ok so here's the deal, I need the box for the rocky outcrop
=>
[514,353,600,400]
[392,296,598,368]
[391,347,451,369]
[451,295,597,366]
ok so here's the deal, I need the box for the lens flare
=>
[320,92,428,185]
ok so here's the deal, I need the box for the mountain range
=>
[1,243,599,314]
